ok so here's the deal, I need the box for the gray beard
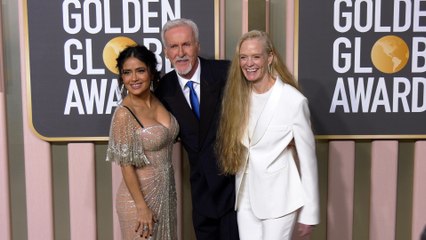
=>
[176,63,192,76]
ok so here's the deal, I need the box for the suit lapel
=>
[199,59,222,145]
[250,79,284,146]
[162,73,193,116]
[162,73,200,151]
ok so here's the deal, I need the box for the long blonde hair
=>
[216,30,299,175]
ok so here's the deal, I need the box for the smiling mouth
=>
[130,83,142,88]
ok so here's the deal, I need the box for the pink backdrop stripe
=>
[19,1,55,239]
[412,141,426,240]
[370,141,398,240]
[68,143,97,240]
[22,120,54,240]
[219,0,226,59]
[327,141,355,240]
[242,0,248,33]
[286,0,294,71]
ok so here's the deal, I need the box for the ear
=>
[268,52,274,65]
[163,47,169,59]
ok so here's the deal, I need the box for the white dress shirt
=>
[177,58,201,108]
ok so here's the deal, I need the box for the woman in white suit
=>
[216,30,320,239]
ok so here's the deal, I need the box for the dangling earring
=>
[120,84,128,98]
[150,79,154,91]
[268,64,272,74]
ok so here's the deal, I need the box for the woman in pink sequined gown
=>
[106,45,178,240]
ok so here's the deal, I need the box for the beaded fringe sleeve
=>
[106,106,150,167]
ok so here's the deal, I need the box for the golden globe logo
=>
[329,0,426,114]
[371,35,409,74]
[103,36,137,75]
[61,0,180,118]
[63,36,147,115]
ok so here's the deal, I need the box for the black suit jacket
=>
[155,57,234,218]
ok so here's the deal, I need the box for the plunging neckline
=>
[122,104,174,130]
[138,113,176,131]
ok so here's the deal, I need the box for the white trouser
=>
[237,174,297,240]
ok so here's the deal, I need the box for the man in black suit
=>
[155,18,239,240]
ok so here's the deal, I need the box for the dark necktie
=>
[186,81,200,119]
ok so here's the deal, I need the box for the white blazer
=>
[235,78,320,225]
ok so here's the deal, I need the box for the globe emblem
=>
[371,35,409,74]
[103,36,137,74]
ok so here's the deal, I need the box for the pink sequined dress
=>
[106,105,179,240]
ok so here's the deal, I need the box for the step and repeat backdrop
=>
[25,0,216,141]
[25,0,425,140]
[298,0,426,139]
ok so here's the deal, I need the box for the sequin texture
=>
[106,105,179,240]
